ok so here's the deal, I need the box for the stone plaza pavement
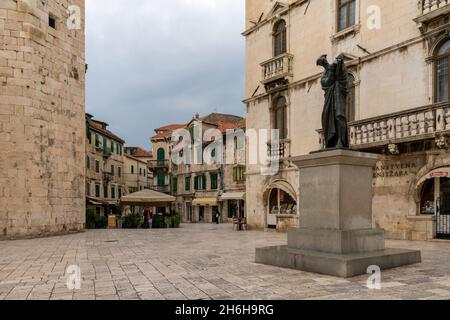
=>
[0,224,450,300]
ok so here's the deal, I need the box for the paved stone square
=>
[0,224,450,300]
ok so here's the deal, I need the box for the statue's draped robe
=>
[320,58,349,149]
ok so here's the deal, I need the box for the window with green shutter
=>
[233,166,246,182]
[211,173,218,190]
[95,133,99,147]
[185,176,191,192]
[103,137,107,155]
[111,140,115,153]
[86,126,91,144]
[95,160,100,173]
[173,177,178,193]
[194,176,199,191]
[157,175,165,187]
[95,185,100,198]
[203,175,207,190]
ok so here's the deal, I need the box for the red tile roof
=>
[125,147,153,158]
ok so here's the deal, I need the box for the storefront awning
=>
[220,192,245,201]
[120,189,175,206]
[86,197,103,206]
[192,198,218,206]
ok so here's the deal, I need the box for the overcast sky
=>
[86,0,245,150]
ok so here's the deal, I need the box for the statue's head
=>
[316,54,329,68]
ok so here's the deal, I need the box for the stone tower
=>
[0,0,86,239]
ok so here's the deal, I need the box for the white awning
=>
[192,198,219,206]
[120,189,175,206]
[220,192,246,201]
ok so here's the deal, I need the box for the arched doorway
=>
[417,168,450,239]
[438,178,450,239]
[265,183,297,229]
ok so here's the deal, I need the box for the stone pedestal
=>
[256,149,421,278]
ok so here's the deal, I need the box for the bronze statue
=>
[317,54,349,149]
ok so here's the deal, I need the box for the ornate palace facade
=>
[244,0,450,240]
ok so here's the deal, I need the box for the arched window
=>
[346,73,356,122]
[273,97,288,140]
[435,39,450,102]
[273,20,287,57]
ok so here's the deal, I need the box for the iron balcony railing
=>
[148,160,169,170]
[151,185,171,194]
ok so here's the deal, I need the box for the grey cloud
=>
[86,0,245,149]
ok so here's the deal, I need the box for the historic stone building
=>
[0,0,86,239]
[85,114,125,216]
[125,146,153,189]
[244,0,450,240]
[149,113,246,222]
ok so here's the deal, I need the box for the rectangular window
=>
[86,156,90,169]
[140,168,142,176]
[111,140,115,154]
[337,0,356,32]
[118,188,122,198]
[233,166,246,182]
[111,165,114,176]
[157,175,165,187]
[185,176,191,192]
[118,167,122,178]
[86,126,91,144]
[211,173,218,190]
[194,176,199,191]
[95,160,100,173]
[173,177,178,193]
[103,137,107,156]
[118,144,122,156]
[111,186,116,199]
[104,185,108,198]
[95,133,99,148]
[49,15,56,29]
[437,57,449,102]
[131,165,134,174]
[95,184,101,198]
[86,182,91,197]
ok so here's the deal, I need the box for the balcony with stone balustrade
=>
[415,0,450,32]
[318,102,450,153]
[260,53,294,89]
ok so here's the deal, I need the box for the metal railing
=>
[148,160,169,169]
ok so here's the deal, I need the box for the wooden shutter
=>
[194,176,199,190]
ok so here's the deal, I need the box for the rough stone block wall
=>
[0,0,86,239]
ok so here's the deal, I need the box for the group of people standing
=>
[143,208,153,229]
